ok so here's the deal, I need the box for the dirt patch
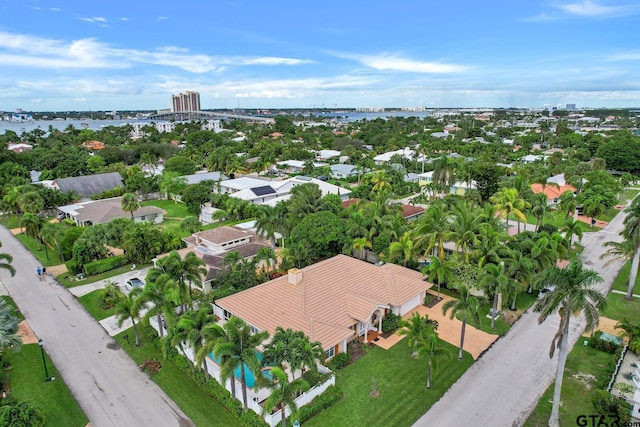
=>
[18,320,37,344]
[502,310,520,325]
[348,341,375,364]
[46,264,68,276]
[424,295,443,309]
[139,359,162,375]
[572,372,596,389]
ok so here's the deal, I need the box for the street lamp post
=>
[37,339,55,382]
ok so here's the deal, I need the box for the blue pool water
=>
[209,349,272,388]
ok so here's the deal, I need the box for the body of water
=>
[0,119,151,135]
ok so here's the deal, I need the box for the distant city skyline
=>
[1,0,639,111]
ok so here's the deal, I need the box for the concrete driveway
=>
[0,226,193,427]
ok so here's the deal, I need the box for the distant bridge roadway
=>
[149,110,274,124]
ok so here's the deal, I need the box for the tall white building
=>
[171,91,201,112]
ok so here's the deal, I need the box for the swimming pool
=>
[209,349,273,388]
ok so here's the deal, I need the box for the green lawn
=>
[620,189,639,204]
[113,327,238,427]
[5,343,88,427]
[0,215,20,229]
[610,260,637,293]
[77,289,119,320]
[141,199,191,218]
[524,344,615,427]
[14,233,64,267]
[306,337,474,427]
[601,292,640,323]
[524,210,595,232]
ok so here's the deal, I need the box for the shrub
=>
[65,259,83,275]
[301,369,330,388]
[0,399,46,426]
[83,255,128,276]
[592,389,632,424]
[382,312,401,333]
[587,330,620,354]
[329,352,350,370]
[287,385,343,425]
[97,282,122,310]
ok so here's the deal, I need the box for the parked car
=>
[124,277,144,292]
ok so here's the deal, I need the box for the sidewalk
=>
[68,267,151,298]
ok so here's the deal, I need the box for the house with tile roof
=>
[214,254,432,361]
[531,173,576,206]
[58,197,164,226]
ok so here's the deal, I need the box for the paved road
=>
[0,226,193,427]
[414,208,628,427]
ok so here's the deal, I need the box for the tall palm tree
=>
[432,155,456,198]
[213,316,270,412]
[479,262,511,329]
[490,187,530,232]
[561,218,583,248]
[0,243,15,277]
[180,305,217,378]
[121,193,140,220]
[398,312,438,358]
[262,366,310,427]
[255,205,284,270]
[352,237,372,261]
[504,250,534,310]
[442,285,484,359]
[423,255,455,301]
[533,260,605,427]
[416,332,450,389]
[558,190,578,221]
[22,213,45,250]
[621,198,640,300]
[414,203,451,261]
[369,170,391,194]
[446,203,485,263]
[113,287,144,346]
[388,231,418,267]
[41,222,66,262]
[17,190,44,232]
[582,195,606,228]
[150,251,206,310]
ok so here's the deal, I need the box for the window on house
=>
[140,216,146,221]
[250,325,259,334]
[325,347,335,360]
[223,309,231,320]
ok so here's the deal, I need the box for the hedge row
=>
[287,384,343,425]
[83,255,129,276]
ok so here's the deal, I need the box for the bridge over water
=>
[149,110,274,124]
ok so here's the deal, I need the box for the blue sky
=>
[1,0,639,111]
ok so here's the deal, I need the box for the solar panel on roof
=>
[251,185,276,196]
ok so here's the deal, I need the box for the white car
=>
[124,277,144,292]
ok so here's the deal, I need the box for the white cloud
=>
[334,52,467,74]
[74,97,87,102]
[157,16,168,21]
[119,17,128,21]
[50,8,62,12]
[0,31,313,73]
[608,50,640,61]
[526,1,639,21]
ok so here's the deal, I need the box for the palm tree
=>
[41,222,66,262]
[416,332,451,389]
[558,190,578,221]
[398,312,438,357]
[446,203,485,263]
[213,316,270,412]
[113,287,144,346]
[0,244,15,277]
[369,170,391,194]
[621,198,640,300]
[150,251,206,310]
[442,285,483,359]
[504,250,534,310]
[479,262,511,329]
[490,188,530,232]
[352,237,372,261]
[22,212,45,251]
[0,299,21,366]
[432,155,456,198]
[388,232,418,267]
[255,205,284,270]
[422,256,455,301]
[180,305,217,378]
[582,195,606,228]
[414,203,451,261]
[121,193,140,220]
[561,218,583,248]
[263,366,310,427]
[533,260,605,427]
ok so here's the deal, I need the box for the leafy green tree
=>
[288,211,348,267]
[263,367,310,427]
[160,172,187,204]
[255,205,286,270]
[416,332,451,389]
[121,193,139,219]
[181,182,212,215]
[442,285,483,359]
[423,256,455,300]
[533,260,605,427]
[164,155,197,175]
[181,216,202,233]
[0,299,21,365]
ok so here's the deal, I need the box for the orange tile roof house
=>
[531,173,576,205]
[214,255,432,359]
